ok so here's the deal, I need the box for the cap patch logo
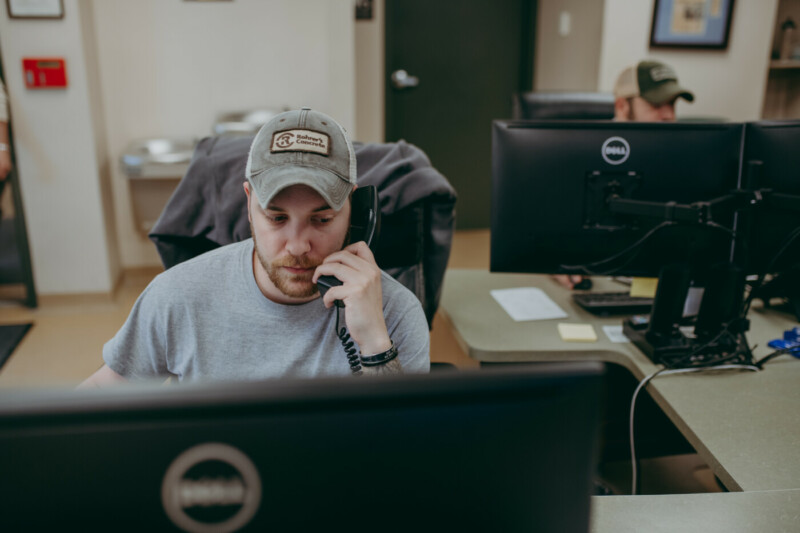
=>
[650,66,676,83]
[271,129,330,156]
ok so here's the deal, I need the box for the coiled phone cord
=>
[335,308,363,376]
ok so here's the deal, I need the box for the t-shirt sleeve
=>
[102,282,172,380]
[384,281,431,373]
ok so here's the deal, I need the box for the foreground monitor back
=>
[491,120,744,278]
[743,120,800,276]
[0,364,603,532]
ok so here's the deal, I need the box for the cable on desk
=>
[755,346,796,369]
[655,325,755,370]
[628,364,759,496]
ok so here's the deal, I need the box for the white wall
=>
[92,0,356,268]
[0,0,118,294]
[355,0,384,143]
[597,0,779,121]
[535,0,605,91]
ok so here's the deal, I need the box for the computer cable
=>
[754,346,797,369]
[561,220,737,277]
[668,321,755,369]
[560,221,675,276]
[705,221,738,239]
[628,364,759,495]
[659,332,754,370]
[742,225,800,316]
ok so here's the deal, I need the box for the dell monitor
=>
[491,120,744,279]
[0,364,603,532]
[741,121,800,317]
[491,120,749,366]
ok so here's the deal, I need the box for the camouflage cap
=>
[613,60,694,106]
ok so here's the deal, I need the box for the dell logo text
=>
[601,136,630,165]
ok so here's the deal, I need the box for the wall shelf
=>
[770,59,800,69]
[762,0,800,119]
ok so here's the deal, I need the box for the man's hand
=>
[0,150,11,181]
[313,241,392,356]
[552,274,591,290]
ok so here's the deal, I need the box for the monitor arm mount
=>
[598,181,759,367]
[604,186,759,226]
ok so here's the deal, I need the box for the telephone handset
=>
[316,185,381,307]
[316,185,381,376]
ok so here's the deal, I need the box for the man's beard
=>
[251,223,349,299]
[256,243,321,298]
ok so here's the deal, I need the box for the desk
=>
[589,489,800,532]
[440,269,800,493]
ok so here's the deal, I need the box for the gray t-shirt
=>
[103,239,430,382]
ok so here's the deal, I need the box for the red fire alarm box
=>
[22,58,68,89]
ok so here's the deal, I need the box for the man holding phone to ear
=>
[81,108,429,387]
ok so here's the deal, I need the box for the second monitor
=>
[491,120,744,280]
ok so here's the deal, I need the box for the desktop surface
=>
[0,365,603,532]
[589,489,800,533]
[440,269,800,493]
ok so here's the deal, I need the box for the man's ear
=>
[614,97,630,122]
[243,181,253,223]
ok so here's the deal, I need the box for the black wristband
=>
[359,342,398,366]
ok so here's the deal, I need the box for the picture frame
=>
[650,0,735,49]
[355,0,373,20]
[6,0,64,19]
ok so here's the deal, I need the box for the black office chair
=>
[149,135,457,331]
[512,91,615,120]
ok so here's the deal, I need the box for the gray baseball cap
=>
[245,107,357,211]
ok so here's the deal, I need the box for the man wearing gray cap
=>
[81,108,430,386]
[613,59,694,122]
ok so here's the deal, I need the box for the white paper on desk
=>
[490,287,568,321]
[603,325,630,343]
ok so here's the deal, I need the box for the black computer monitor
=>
[741,120,800,317]
[491,120,744,279]
[0,364,603,532]
[742,121,800,275]
[491,120,753,367]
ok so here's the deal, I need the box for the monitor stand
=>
[623,263,751,368]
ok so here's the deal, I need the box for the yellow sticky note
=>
[630,277,659,298]
[557,323,597,342]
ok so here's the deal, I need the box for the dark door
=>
[0,61,36,307]
[385,0,536,229]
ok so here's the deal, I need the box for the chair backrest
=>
[148,136,457,329]
[513,92,615,120]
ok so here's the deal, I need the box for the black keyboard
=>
[572,291,654,316]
